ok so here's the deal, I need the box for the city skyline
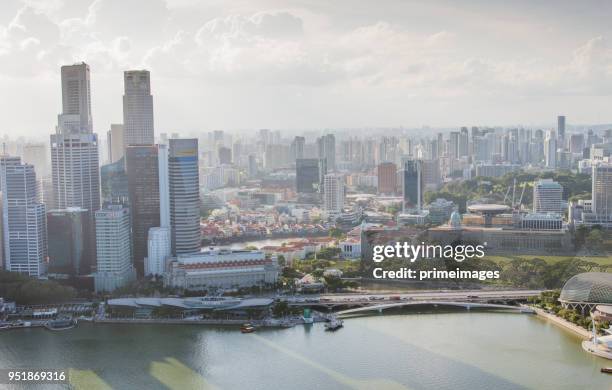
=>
[3,1,612,138]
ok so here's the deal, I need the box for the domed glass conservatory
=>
[559,272,612,313]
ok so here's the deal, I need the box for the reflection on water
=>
[0,312,610,390]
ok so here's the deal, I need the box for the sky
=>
[2,0,612,138]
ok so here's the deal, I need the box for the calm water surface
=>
[0,312,610,390]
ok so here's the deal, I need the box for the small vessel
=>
[601,367,612,374]
[45,318,77,331]
[325,318,343,331]
[240,323,256,333]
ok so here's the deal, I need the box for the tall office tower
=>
[169,139,200,255]
[569,134,585,154]
[58,62,93,134]
[145,227,171,276]
[592,163,612,220]
[459,127,469,157]
[323,173,345,219]
[296,158,326,194]
[218,146,232,165]
[47,207,88,275]
[107,124,125,163]
[402,159,422,212]
[51,62,100,213]
[94,204,135,292]
[544,131,557,168]
[533,179,563,214]
[291,136,305,160]
[0,156,47,277]
[449,131,460,159]
[123,70,154,147]
[557,115,566,145]
[22,143,49,178]
[126,145,162,275]
[317,134,336,171]
[377,162,397,195]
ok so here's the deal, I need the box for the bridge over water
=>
[336,301,534,317]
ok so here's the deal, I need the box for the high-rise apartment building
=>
[533,179,563,214]
[323,173,345,220]
[169,139,200,255]
[123,70,154,146]
[592,162,612,220]
[94,204,135,292]
[0,156,46,277]
[317,134,336,171]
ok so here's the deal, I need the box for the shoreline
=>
[531,306,591,339]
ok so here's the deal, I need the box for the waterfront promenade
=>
[531,307,591,339]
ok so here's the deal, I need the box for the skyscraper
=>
[0,156,46,277]
[51,62,100,213]
[169,139,200,255]
[557,115,566,144]
[94,204,135,292]
[126,145,162,275]
[592,162,612,220]
[402,159,422,212]
[58,62,92,134]
[123,70,154,147]
[51,62,100,271]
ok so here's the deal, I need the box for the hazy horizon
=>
[3,0,612,138]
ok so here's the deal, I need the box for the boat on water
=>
[240,323,256,333]
[602,367,612,374]
[324,318,343,331]
[45,318,77,331]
